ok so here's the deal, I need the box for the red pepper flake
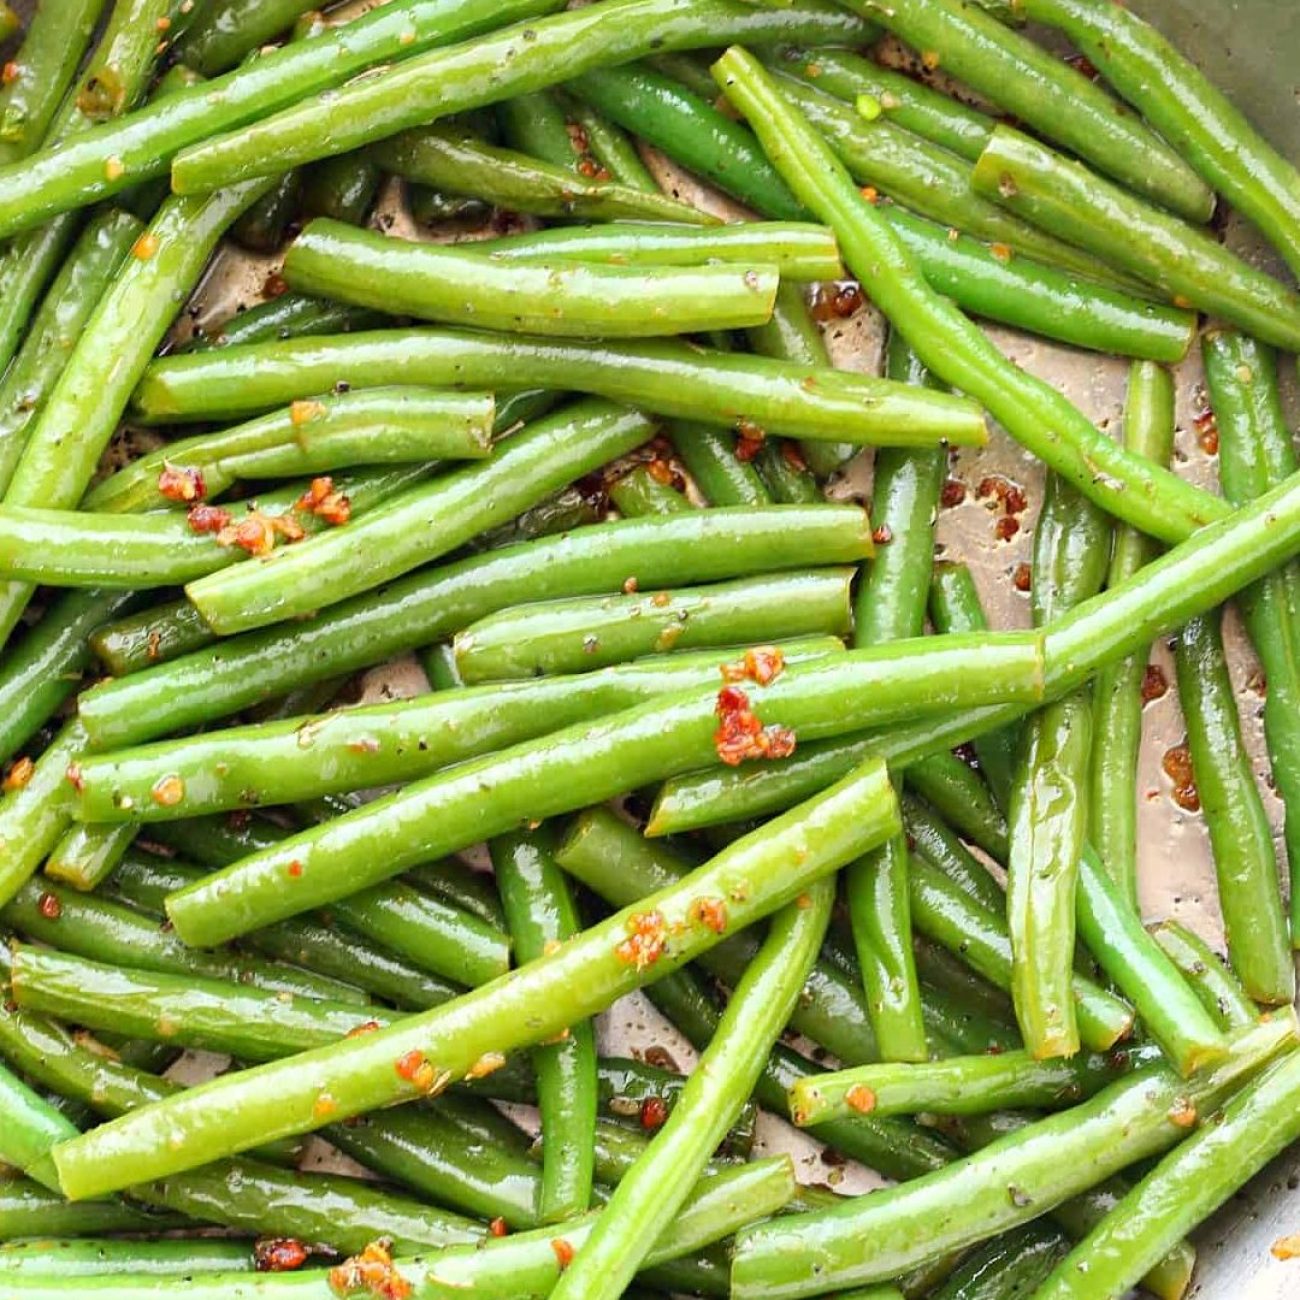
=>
[645,457,676,486]
[1013,563,1032,593]
[1141,663,1169,704]
[347,1020,382,1039]
[859,185,879,204]
[155,14,172,30]
[614,910,668,970]
[1167,1097,1197,1127]
[989,242,1013,264]
[158,462,205,503]
[1,62,19,84]
[1193,401,1219,455]
[3,756,33,792]
[650,591,671,609]
[994,516,1020,542]
[689,896,728,934]
[721,645,786,687]
[1162,743,1200,812]
[640,1095,669,1130]
[565,122,591,154]
[810,281,865,321]
[845,1084,875,1114]
[313,1093,338,1119]
[132,232,159,261]
[328,1241,412,1299]
[735,420,766,461]
[217,509,305,556]
[977,474,1028,516]
[296,476,352,526]
[576,156,612,181]
[263,269,290,299]
[1064,52,1099,79]
[151,774,185,807]
[393,1049,445,1094]
[714,685,797,766]
[255,1238,310,1273]
[940,478,966,508]
[551,1239,575,1271]
[187,503,232,534]
[286,861,304,879]
[1270,1234,1300,1261]
[872,523,894,546]
[65,763,85,793]
[488,1217,509,1238]
[780,441,808,473]
[37,891,61,921]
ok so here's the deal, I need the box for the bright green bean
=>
[670,422,769,507]
[43,821,137,892]
[0,1061,76,1192]
[175,0,323,75]
[0,1238,255,1278]
[560,93,658,191]
[1151,921,1258,1033]
[188,292,383,351]
[0,1177,180,1240]
[609,465,692,518]
[930,1222,1070,1300]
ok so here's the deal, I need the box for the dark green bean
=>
[175,0,324,75]
[187,293,384,352]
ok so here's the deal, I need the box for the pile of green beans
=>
[0,0,1298,1292]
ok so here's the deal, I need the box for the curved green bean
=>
[284,219,778,337]
[1150,921,1258,1033]
[713,47,1224,544]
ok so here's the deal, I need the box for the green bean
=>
[375,123,709,224]
[470,480,601,555]
[1174,611,1293,1005]
[768,45,993,163]
[553,884,832,1300]
[171,0,874,195]
[754,441,819,503]
[43,822,136,892]
[54,757,897,1198]
[1018,0,1300,281]
[1088,362,1175,909]
[498,89,580,168]
[1150,921,1257,1033]
[972,126,1300,351]
[1035,1046,1300,1300]
[0,1238,255,1278]
[729,1016,1293,1298]
[839,0,1212,222]
[0,0,107,165]
[903,755,1007,861]
[495,829,594,1220]
[1007,474,1110,1058]
[568,63,804,219]
[0,590,135,766]
[0,0,566,236]
[301,151,382,227]
[927,563,1017,807]
[455,572,852,682]
[140,331,988,459]
[285,220,779,338]
[902,795,1004,916]
[930,1222,1070,1300]
[911,935,1016,1031]
[790,1044,1162,1125]
[185,400,657,634]
[908,857,1133,1053]
[175,0,323,75]
[162,634,1041,946]
[0,1177,181,1240]
[776,77,1144,295]
[0,210,141,497]
[229,171,301,254]
[85,388,494,513]
[561,94,657,192]
[476,220,844,281]
[0,4,16,43]
[79,507,879,746]
[671,422,769,507]
[610,466,692,518]
[88,599,211,677]
[714,48,1222,544]
[189,293,383,352]
[1203,332,1300,944]
[0,1061,76,1192]
[0,719,86,910]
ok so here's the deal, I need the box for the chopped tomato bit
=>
[845,1084,875,1114]
[187,503,232,534]
[255,1238,310,1273]
[551,1239,575,1271]
[328,1240,412,1299]
[714,685,796,766]
[639,1096,669,1130]
[158,462,205,502]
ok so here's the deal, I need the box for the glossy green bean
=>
[0,1061,76,1191]
[43,821,137,891]
[0,1238,255,1277]
[301,151,382,226]
[454,571,852,681]
[791,1042,1161,1124]
[85,388,494,513]
[0,1178,180,1240]
[930,1222,1069,1300]
[477,220,844,281]
[973,126,1300,353]
[0,0,566,236]
[285,219,778,338]
[927,562,1017,807]
[376,123,708,224]
[77,507,879,747]
[1018,0,1300,280]
[185,400,655,634]
[134,329,989,450]
[560,94,657,191]
[901,794,1004,916]
[768,45,993,162]
[1088,362,1175,909]
[840,0,1212,222]
[753,441,819,503]
[609,466,691,517]
[1175,611,1293,1005]
[77,643,842,823]
[88,598,212,676]
[568,63,804,219]
[171,0,874,195]
[161,634,1041,946]
[728,1017,1293,1298]
[1150,921,1258,1033]
[908,857,1133,1053]
[670,422,769,506]
[714,47,1223,544]
[551,884,831,1300]
[53,757,897,1198]
[498,88,581,168]
[903,753,1007,861]
[188,293,383,351]
[1034,1046,1300,1300]
[175,0,322,74]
